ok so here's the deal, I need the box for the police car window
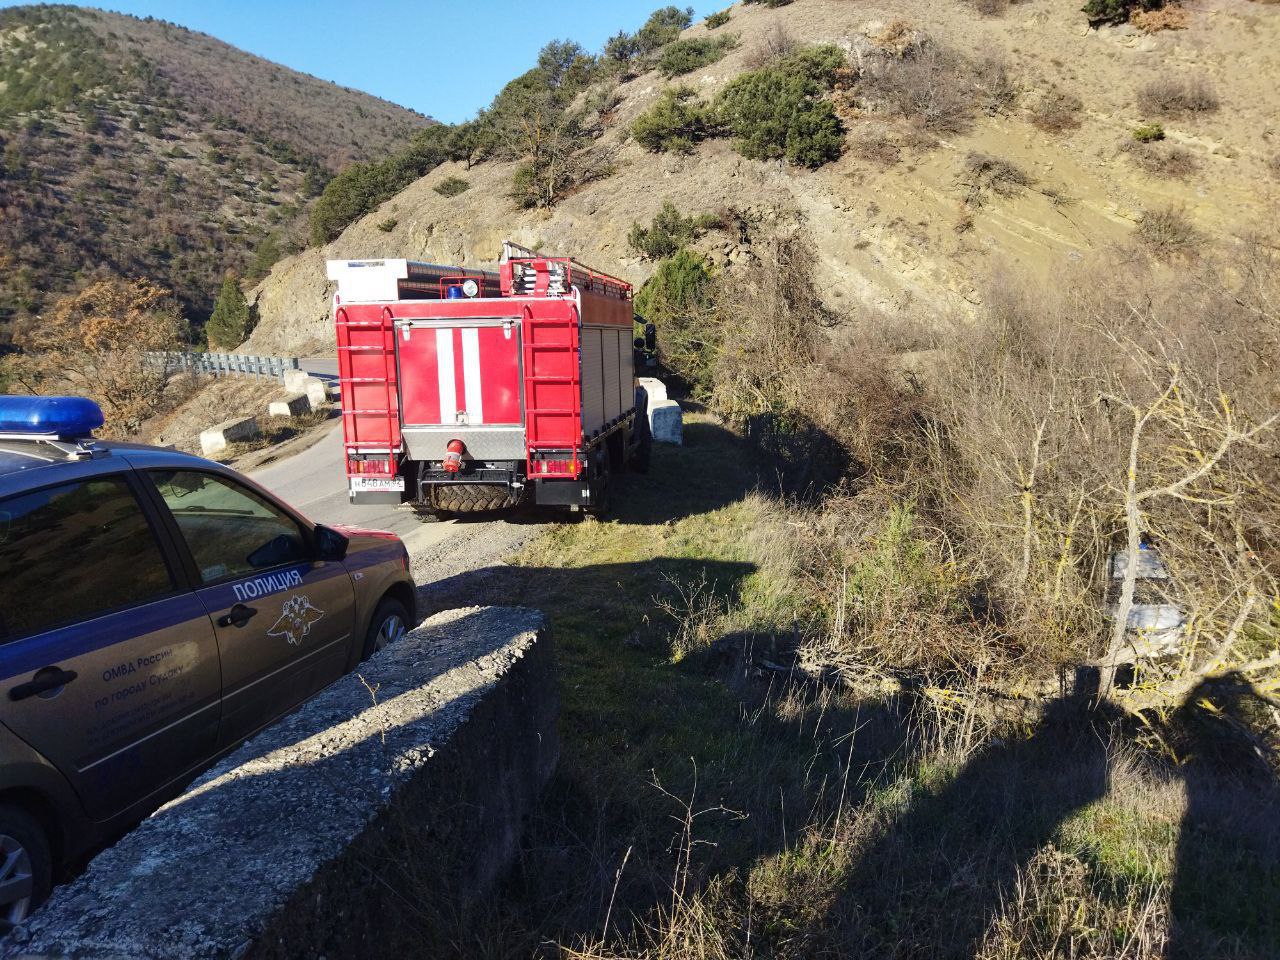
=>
[0,477,174,641]
[150,471,307,583]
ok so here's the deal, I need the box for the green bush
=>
[632,87,712,153]
[1081,0,1163,25]
[1132,121,1165,143]
[715,46,846,167]
[376,217,398,232]
[744,0,794,7]
[309,126,448,244]
[705,9,731,28]
[434,175,470,197]
[657,36,738,78]
[606,6,694,67]
[628,202,721,260]
[205,274,251,348]
[633,250,717,391]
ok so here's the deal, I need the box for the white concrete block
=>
[199,416,260,457]
[638,376,667,405]
[650,399,683,445]
[302,377,329,408]
[268,393,312,418]
[282,368,311,394]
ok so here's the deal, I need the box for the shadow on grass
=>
[821,687,1117,959]
[1168,673,1280,959]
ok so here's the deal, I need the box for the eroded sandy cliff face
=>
[244,0,1280,356]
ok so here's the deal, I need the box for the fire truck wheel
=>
[429,484,522,514]
[630,421,652,475]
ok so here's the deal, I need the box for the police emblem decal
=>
[267,596,325,646]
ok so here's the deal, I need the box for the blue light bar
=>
[0,395,105,438]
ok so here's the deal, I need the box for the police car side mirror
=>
[314,525,349,562]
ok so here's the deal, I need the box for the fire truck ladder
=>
[335,305,399,477]
[521,308,582,478]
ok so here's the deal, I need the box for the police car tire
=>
[0,804,51,927]
[362,597,411,661]
[429,484,521,514]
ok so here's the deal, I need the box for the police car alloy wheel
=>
[0,833,34,926]
[0,806,48,929]
[374,611,407,652]
[364,597,411,659]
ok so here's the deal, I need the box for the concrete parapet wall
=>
[6,606,557,960]
[199,415,260,457]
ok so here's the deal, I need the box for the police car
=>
[0,396,417,925]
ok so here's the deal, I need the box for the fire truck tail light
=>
[532,458,579,477]
[443,439,465,473]
[348,458,392,476]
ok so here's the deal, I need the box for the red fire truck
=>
[327,243,649,517]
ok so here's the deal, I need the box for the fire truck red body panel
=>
[328,249,642,512]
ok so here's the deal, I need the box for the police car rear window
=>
[0,477,175,641]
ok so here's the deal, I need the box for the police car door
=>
[146,470,356,746]
[0,472,222,821]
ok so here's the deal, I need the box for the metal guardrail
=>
[147,352,301,381]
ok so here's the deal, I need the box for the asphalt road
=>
[247,421,419,535]
[248,356,539,573]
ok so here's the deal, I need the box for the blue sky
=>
[1,1,721,123]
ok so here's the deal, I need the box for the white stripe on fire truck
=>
[436,328,456,422]
[461,328,484,424]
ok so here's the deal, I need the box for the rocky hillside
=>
[0,4,432,338]
[247,0,1280,356]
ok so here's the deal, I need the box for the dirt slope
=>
[245,0,1280,356]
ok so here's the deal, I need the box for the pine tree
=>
[205,274,250,348]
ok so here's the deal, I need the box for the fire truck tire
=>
[630,421,652,475]
[429,484,522,514]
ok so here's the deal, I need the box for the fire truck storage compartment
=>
[394,311,525,461]
[331,248,638,512]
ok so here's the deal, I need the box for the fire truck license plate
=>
[350,477,405,493]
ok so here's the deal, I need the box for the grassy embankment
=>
[415,415,1278,959]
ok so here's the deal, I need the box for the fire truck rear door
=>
[395,318,523,428]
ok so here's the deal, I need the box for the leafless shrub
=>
[1134,205,1202,258]
[744,22,795,70]
[1130,5,1190,31]
[959,151,1034,205]
[1269,153,1280,179]
[857,42,984,135]
[1122,139,1200,179]
[966,0,1011,16]
[1137,76,1221,116]
[849,125,901,166]
[971,55,1019,116]
[1030,86,1084,134]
